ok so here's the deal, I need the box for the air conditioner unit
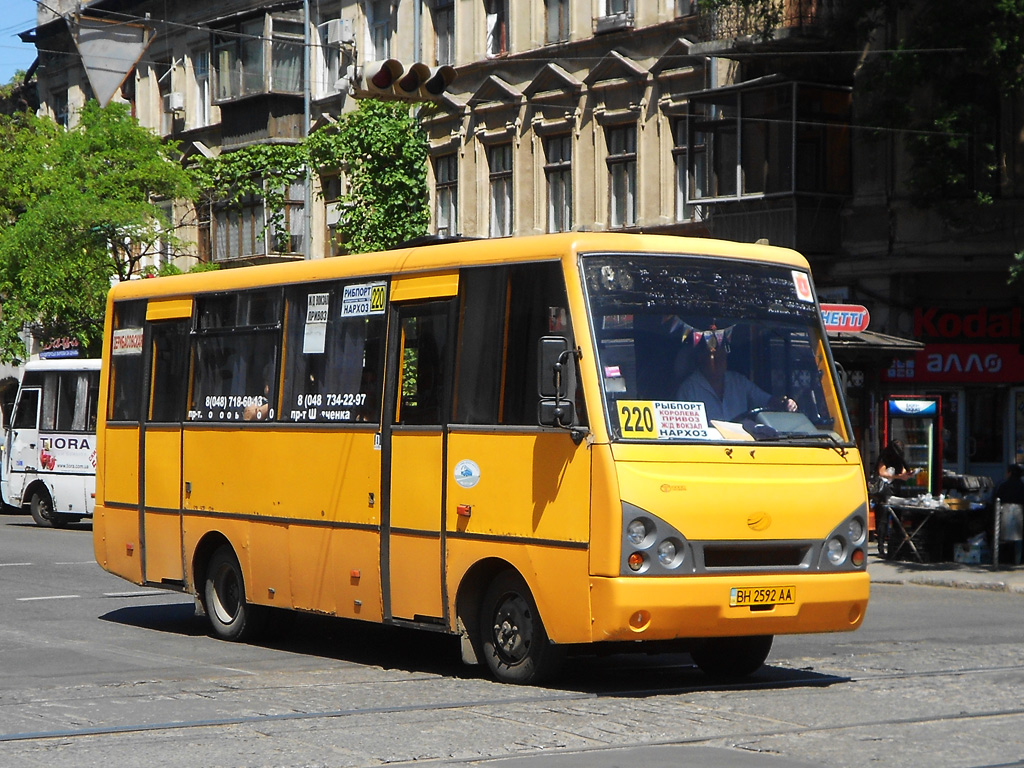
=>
[324,18,354,45]
[163,91,185,113]
[595,12,634,34]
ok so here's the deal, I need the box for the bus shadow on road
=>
[100,601,209,637]
[561,651,849,695]
[98,604,848,693]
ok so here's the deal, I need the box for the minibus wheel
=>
[29,490,58,528]
[203,545,266,642]
[479,570,562,684]
[691,635,773,679]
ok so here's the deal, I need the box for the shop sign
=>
[821,304,870,333]
[914,306,1022,340]
[884,343,1024,383]
[40,336,80,359]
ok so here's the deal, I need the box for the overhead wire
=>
[5,1,981,143]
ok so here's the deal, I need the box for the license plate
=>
[730,585,795,607]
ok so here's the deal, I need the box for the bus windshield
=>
[582,253,851,444]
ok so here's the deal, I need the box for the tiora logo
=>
[747,511,771,531]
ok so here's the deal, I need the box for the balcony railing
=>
[696,0,840,43]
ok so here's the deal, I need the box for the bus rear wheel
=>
[203,546,265,642]
[691,635,773,680]
[478,570,562,685]
[29,490,58,528]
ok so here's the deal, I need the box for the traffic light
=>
[351,60,457,102]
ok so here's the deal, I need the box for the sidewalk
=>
[868,552,1024,594]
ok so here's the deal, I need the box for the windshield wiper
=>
[767,431,850,458]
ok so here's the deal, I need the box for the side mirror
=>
[538,398,575,429]
[538,336,570,399]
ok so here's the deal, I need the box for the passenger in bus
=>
[676,337,796,422]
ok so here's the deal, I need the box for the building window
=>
[270,17,304,93]
[157,60,174,136]
[489,143,513,237]
[676,0,696,15]
[154,201,174,270]
[435,154,458,236]
[545,0,569,43]
[606,125,636,228]
[197,203,212,262]
[213,14,303,102]
[485,0,508,57]
[192,49,212,127]
[51,90,69,128]
[268,182,306,255]
[213,196,265,261]
[433,0,455,66]
[369,0,391,60]
[673,118,704,222]
[213,18,264,101]
[605,0,631,15]
[545,135,572,233]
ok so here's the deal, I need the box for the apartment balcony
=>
[687,77,851,255]
[693,0,843,54]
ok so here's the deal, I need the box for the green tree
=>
[0,101,196,362]
[307,100,430,253]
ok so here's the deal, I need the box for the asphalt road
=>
[1,511,1022,768]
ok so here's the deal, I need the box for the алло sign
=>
[887,306,1024,383]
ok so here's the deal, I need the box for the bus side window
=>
[452,262,585,428]
[12,389,39,430]
[150,322,191,423]
[87,371,100,431]
[108,300,147,422]
[281,282,386,425]
[397,306,450,426]
[189,291,282,422]
[503,263,585,427]
[453,267,506,425]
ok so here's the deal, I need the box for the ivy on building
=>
[192,99,429,256]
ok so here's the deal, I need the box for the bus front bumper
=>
[588,571,869,643]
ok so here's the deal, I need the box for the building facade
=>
[21,0,1024,483]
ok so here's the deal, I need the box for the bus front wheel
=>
[478,570,562,685]
[29,490,58,528]
[691,635,773,679]
[203,546,265,642]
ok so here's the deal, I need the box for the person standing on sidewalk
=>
[995,464,1024,565]
[872,439,917,556]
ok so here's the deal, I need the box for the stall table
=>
[879,496,985,563]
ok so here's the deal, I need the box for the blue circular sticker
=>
[454,459,481,488]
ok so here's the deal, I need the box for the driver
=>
[676,338,796,422]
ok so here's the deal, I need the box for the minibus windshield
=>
[582,253,851,444]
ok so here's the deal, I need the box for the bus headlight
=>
[848,517,866,546]
[626,517,652,547]
[657,538,684,568]
[825,536,847,565]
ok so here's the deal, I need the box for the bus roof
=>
[24,358,102,372]
[106,233,810,302]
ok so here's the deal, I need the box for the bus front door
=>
[141,319,191,586]
[382,300,453,624]
[6,386,41,509]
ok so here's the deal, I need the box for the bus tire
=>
[478,570,562,685]
[203,546,266,642]
[691,635,773,680]
[29,490,56,528]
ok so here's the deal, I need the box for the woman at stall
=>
[872,439,918,556]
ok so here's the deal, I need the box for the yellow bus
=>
[94,233,869,684]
